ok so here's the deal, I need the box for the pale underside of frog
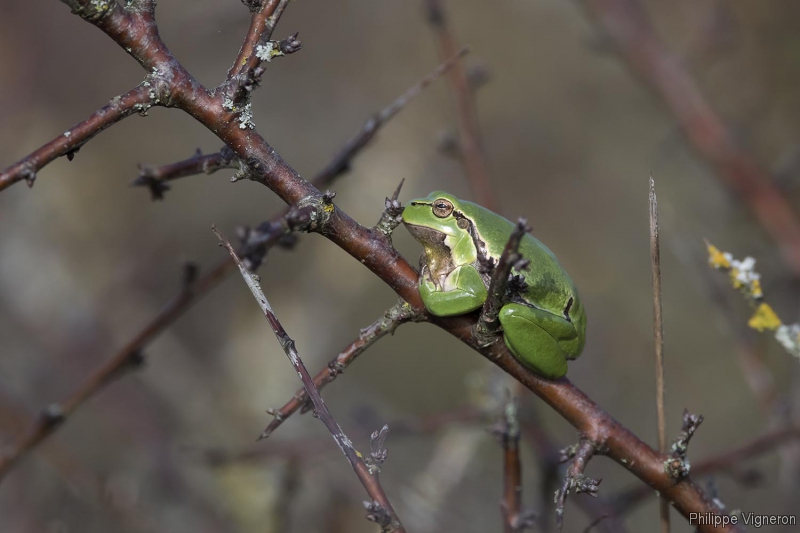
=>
[402,191,586,379]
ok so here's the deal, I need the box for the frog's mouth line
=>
[403,222,448,247]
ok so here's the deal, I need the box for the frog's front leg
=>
[498,303,579,379]
[420,265,488,317]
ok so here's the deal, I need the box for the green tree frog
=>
[402,191,586,378]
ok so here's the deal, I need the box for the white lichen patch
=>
[63,131,71,137]
[255,42,283,62]
[707,241,800,361]
[223,97,235,111]
[729,256,762,298]
[776,324,800,359]
[237,102,255,129]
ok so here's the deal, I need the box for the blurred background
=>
[1,0,800,531]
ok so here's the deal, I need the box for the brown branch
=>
[205,407,485,466]
[0,27,436,477]
[582,0,800,276]
[315,47,468,185]
[555,439,602,533]
[0,259,231,482]
[0,205,310,480]
[521,411,627,533]
[476,218,529,344]
[0,84,154,190]
[613,425,800,514]
[132,147,238,200]
[259,301,419,440]
[213,227,405,533]
[649,177,670,533]
[424,0,497,211]
[133,49,466,198]
[227,0,290,81]
[0,390,161,532]
[493,396,537,533]
[6,3,744,530]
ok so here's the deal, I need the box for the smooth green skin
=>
[402,192,586,379]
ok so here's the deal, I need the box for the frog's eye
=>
[432,198,454,218]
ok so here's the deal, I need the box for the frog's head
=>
[402,191,469,246]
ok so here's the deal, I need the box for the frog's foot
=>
[498,303,577,379]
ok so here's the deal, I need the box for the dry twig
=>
[649,177,670,532]
[555,439,602,533]
[214,227,405,532]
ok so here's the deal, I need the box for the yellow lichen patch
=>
[748,303,782,332]
[729,269,743,289]
[750,278,763,299]
[323,202,335,214]
[706,242,731,269]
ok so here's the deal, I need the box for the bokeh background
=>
[1,0,800,531]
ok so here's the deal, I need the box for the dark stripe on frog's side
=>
[452,199,581,321]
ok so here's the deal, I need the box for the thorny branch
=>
[0,1,743,530]
[259,300,420,440]
[522,414,627,533]
[0,200,302,481]
[0,20,456,481]
[612,424,800,514]
[139,48,468,196]
[555,439,602,533]
[133,146,238,200]
[0,84,155,189]
[214,227,405,532]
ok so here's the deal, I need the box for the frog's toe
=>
[499,305,568,379]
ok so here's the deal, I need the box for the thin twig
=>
[213,227,405,532]
[582,0,800,276]
[258,300,418,440]
[132,147,238,200]
[612,425,800,515]
[424,0,497,210]
[0,206,306,480]
[555,439,601,533]
[0,49,443,479]
[227,0,290,81]
[649,177,670,533]
[205,407,484,465]
[476,219,529,344]
[304,47,469,186]
[0,260,230,482]
[521,409,627,533]
[136,49,467,194]
[0,84,154,190]
[493,396,537,533]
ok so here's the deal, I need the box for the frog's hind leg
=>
[498,303,577,379]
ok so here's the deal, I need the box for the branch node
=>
[363,500,394,530]
[293,194,335,233]
[555,438,600,532]
[41,404,65,428]
[374,179,405,236]
[367,424,390,474]
[62,0,118,23]
[670,409,704,459]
